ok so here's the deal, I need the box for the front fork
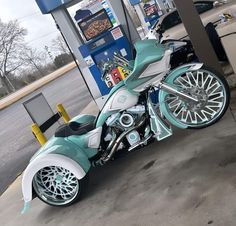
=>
[147,81,200,140]
[159,82,199,104]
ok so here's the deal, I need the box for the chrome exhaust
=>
[102,116,146,163]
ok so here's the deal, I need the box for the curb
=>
[0,62,76,110]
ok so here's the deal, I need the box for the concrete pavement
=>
[1,91,236,226]
[1,62,236,225]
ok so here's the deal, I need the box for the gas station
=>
[36,0,143,107]
[129,0,174,31]
[35,0,184,108]
[2,0,236,225]
[34,0,233,107]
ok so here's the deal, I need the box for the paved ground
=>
[1,63,236,225]
[1,97,236,226]
[0,68,92,195]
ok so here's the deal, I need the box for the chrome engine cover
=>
[126,131,141,146]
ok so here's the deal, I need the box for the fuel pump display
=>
[79,25,132,94]
[78,9,113,41]
[76,6,133,95]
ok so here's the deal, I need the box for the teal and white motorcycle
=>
[21,39,230,209]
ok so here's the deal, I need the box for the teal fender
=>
[22,153,86,204]
[22,114,98,205]
[159,63,203,129]
[31,114,97,167]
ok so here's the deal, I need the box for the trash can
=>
[216,19,236,73]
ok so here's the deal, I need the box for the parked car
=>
[147,0,236,41]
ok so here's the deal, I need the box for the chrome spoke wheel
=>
[164,69,228,127]
[33,166,79,206]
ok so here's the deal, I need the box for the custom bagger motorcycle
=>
[21,39,230,211]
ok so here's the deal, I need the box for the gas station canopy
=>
[36,0,74,14]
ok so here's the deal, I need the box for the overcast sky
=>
[0,0,60,51]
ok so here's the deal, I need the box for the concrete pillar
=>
[173,0,223,74]
[52,8,86,67]
[133,4,149,33]
[51,8,102,99]
[107,0,141,44]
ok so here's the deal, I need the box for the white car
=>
[147,0,236,41]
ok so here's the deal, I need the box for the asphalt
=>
[0,68,92,195]
[0,95,236,226]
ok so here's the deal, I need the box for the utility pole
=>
[45,45,57,69]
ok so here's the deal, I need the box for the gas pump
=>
[35,0,140,108]
[73,3,133,95]
[129,0,174,32]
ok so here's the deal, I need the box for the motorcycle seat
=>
[54,121,95,138]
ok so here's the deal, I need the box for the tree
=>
[0,20,27,94]
[22,48,45,77]
[51,35,70,55]
[54,53,73,68]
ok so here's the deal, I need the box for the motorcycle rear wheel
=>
[33,166,88,207]
[159,66,230,129]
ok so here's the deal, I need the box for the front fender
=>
[22,153,86,203]
[159,63,203,129]
[163,63,203,83]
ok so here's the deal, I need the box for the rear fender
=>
[22,153,86,203]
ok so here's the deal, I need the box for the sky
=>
[0,0,61,51]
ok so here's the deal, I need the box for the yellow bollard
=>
[31,123,47,146]
[57,103,70,123]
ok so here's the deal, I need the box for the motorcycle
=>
[21,39,230,211]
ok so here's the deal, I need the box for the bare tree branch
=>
[51,35,70,55]
[0,20,27,93]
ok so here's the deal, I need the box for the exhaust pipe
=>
[102,116,146,163]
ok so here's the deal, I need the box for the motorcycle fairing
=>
[96,40,168,128]
[96,86,139,127]
[124,40,167,91]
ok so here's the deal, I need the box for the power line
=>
[17,12,42,21]
[26,30,59,44]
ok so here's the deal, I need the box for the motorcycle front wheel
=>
[32,166,88,207]
[159,66,230,129]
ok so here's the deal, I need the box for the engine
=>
[104,105,146,150]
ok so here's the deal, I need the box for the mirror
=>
[156,24,165,34]
[213,1,222,7]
